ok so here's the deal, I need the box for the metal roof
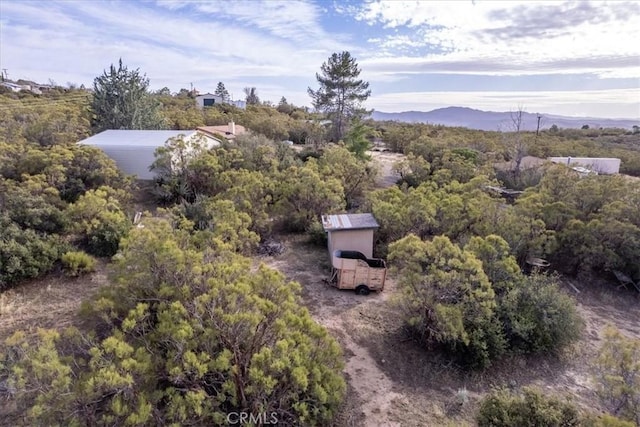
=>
[77,130,197,147]
[321,213,379,231]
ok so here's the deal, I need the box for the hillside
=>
[371,107,639,131]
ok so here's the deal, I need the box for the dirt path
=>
[368,150,405,188]
[262,237,408,427]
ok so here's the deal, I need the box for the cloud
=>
[349,1,640,78]
[0,0,351,99]
[368,88,640,119]
[156,0,344,49]
[360,53,640,78]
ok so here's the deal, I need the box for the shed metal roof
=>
[321,213,379,231]
[78,130,197,147]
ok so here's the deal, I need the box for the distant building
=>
[0,82,22,92]
[195,93,224,108]
[548,157,621,174]
[229,99,246,109]
[77,130,221,179]
[195,93,246,110]
[0,81,42,94]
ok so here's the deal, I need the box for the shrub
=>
[66,187,131,257]
[307,219,328,246]
[594,326,640,425]
[389,234,506,369]
[0,216,62,290]
[477,387,581,427]
[581,414,636,427]
[500,274,583,353]
[61,251,96,277]
[4,219,346,426]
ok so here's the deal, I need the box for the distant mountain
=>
[370,107,639,131]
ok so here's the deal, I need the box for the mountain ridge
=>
[370,107,639,131]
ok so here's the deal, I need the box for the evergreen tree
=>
[214,81,229,101]
[308,51,371,141]
[91,59,165,132]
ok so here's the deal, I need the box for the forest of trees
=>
[0,56,639,425]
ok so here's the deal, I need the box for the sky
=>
[1,0,639,119]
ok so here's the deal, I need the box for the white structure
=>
[322,213,379,266]
[230,99,246,109]
[548,157,621,174]
[195,93,224,109]
[78,130,220,179]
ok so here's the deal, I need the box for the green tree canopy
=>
[214,81,229,101]
[308,51,371,141]
[91,59,166,132]
[389,234,505,368]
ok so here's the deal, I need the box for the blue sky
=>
[1,0,639,118]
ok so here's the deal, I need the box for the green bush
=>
[389,234,506,369]
[594,327,640,425]
[0,216,62,290]
[500,274,583,353]
[477,387,581,427]
[61,251,97,277]
[85,211,130,257]
[307,219,328,246]
[66,187,131,257]
[4,219,346,426]
[581,414,636,427]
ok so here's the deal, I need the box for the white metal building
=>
[77,130,220,179]
[548,157,621,174]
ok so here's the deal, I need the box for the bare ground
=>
[368,150,405,189]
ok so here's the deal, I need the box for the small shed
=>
[322,213,379,261]
[78,130,220,179]
[321,213,385,294]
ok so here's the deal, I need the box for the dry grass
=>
[0,261,110,343]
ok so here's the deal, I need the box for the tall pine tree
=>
[214,81,229,101]
[308,51,371,141]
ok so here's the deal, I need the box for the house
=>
[0,82,41,94]
[1,82,23,92]
[195,93,224,108]
[548,157,620,174]
[197,122,247,141]
[77,130,220,179]
[321,213,379,264]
